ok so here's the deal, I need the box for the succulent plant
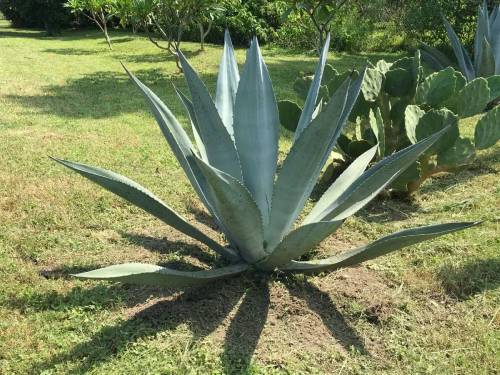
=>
[53,32,478,287]
[282,50,499,194]
[420,1,500,84]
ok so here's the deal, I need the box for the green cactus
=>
[278,100,302,132]
[289,51,499,196]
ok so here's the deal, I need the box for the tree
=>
[191,0,225,51]
[283,0,350,55]
[66,0,115,49]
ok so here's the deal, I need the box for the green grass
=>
[0,21,499,374]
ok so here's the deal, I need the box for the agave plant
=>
[53,32,478,287]
[421,1,500,83]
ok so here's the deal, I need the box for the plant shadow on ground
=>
[5,68,206,120]
[438,257,500,300]
[15,253,368,374]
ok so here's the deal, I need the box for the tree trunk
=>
[100,10,112,50]
[198,23,205,51]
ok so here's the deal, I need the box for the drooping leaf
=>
[295,33,331,139]
[281,222,480,274]
[75,262,249,286]
[52,158,239,262]
[215,29,240,136]
[314,128,447,221]
[305,146,377,224]
[257,220,343,270]
[420,42,452,71]
[179,51,242,181]
[194,157,266,264]
[475,105,500,149]
[233,37,279,223]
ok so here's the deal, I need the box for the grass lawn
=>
[0,21,498,374]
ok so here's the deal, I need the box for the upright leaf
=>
[215,29,240,136]
[281,222,480,274]
[233,37,279,222]
[76,263,249,286]
[443,16,475,81]
[265,79,352,251]
[174,86,208,162]
[194,157,266,264]
[294,34,331,139]
[179,51,242,181]
[457,78,490,118]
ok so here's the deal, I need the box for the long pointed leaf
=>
[215,29,240,136]
[124,67,238,249]
[319,127,448,221]
[52,158,239,262]
[294,33,331,140]
[124,67,212,213]
[258,220,343,270]
[443,16,475,81]
[304,145,377,224]
[265,79,351,251]
[179,51,242,180]
[474,3,491,73]
[174,86,208,162]
[232,37,279,223]
[75,262,248,286]
[281,222,480,274]
[194,157,266,264]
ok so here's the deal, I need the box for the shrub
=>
[0,0,71,34]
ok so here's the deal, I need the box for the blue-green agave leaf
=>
[194,157,266,264]
[75,262,249,286]
[257,220,343,270]
[124,67,217,219]
[318,128,448,221]
[281,222,480,274]
[304,145,377,224]
[265,78,351,251]
[420,42,452,71]
[443,16,475,81]
[52,158,239,262]
[215,29,240,136]
[174,86,208,162]
[233,37,279,223]
[474,3,491,73]
[179,51,242,181]
[477,37,496,77]
[294,33,331,140]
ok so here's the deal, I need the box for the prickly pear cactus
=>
[286,51,500,195]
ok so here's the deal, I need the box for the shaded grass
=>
[0,20,499,374]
